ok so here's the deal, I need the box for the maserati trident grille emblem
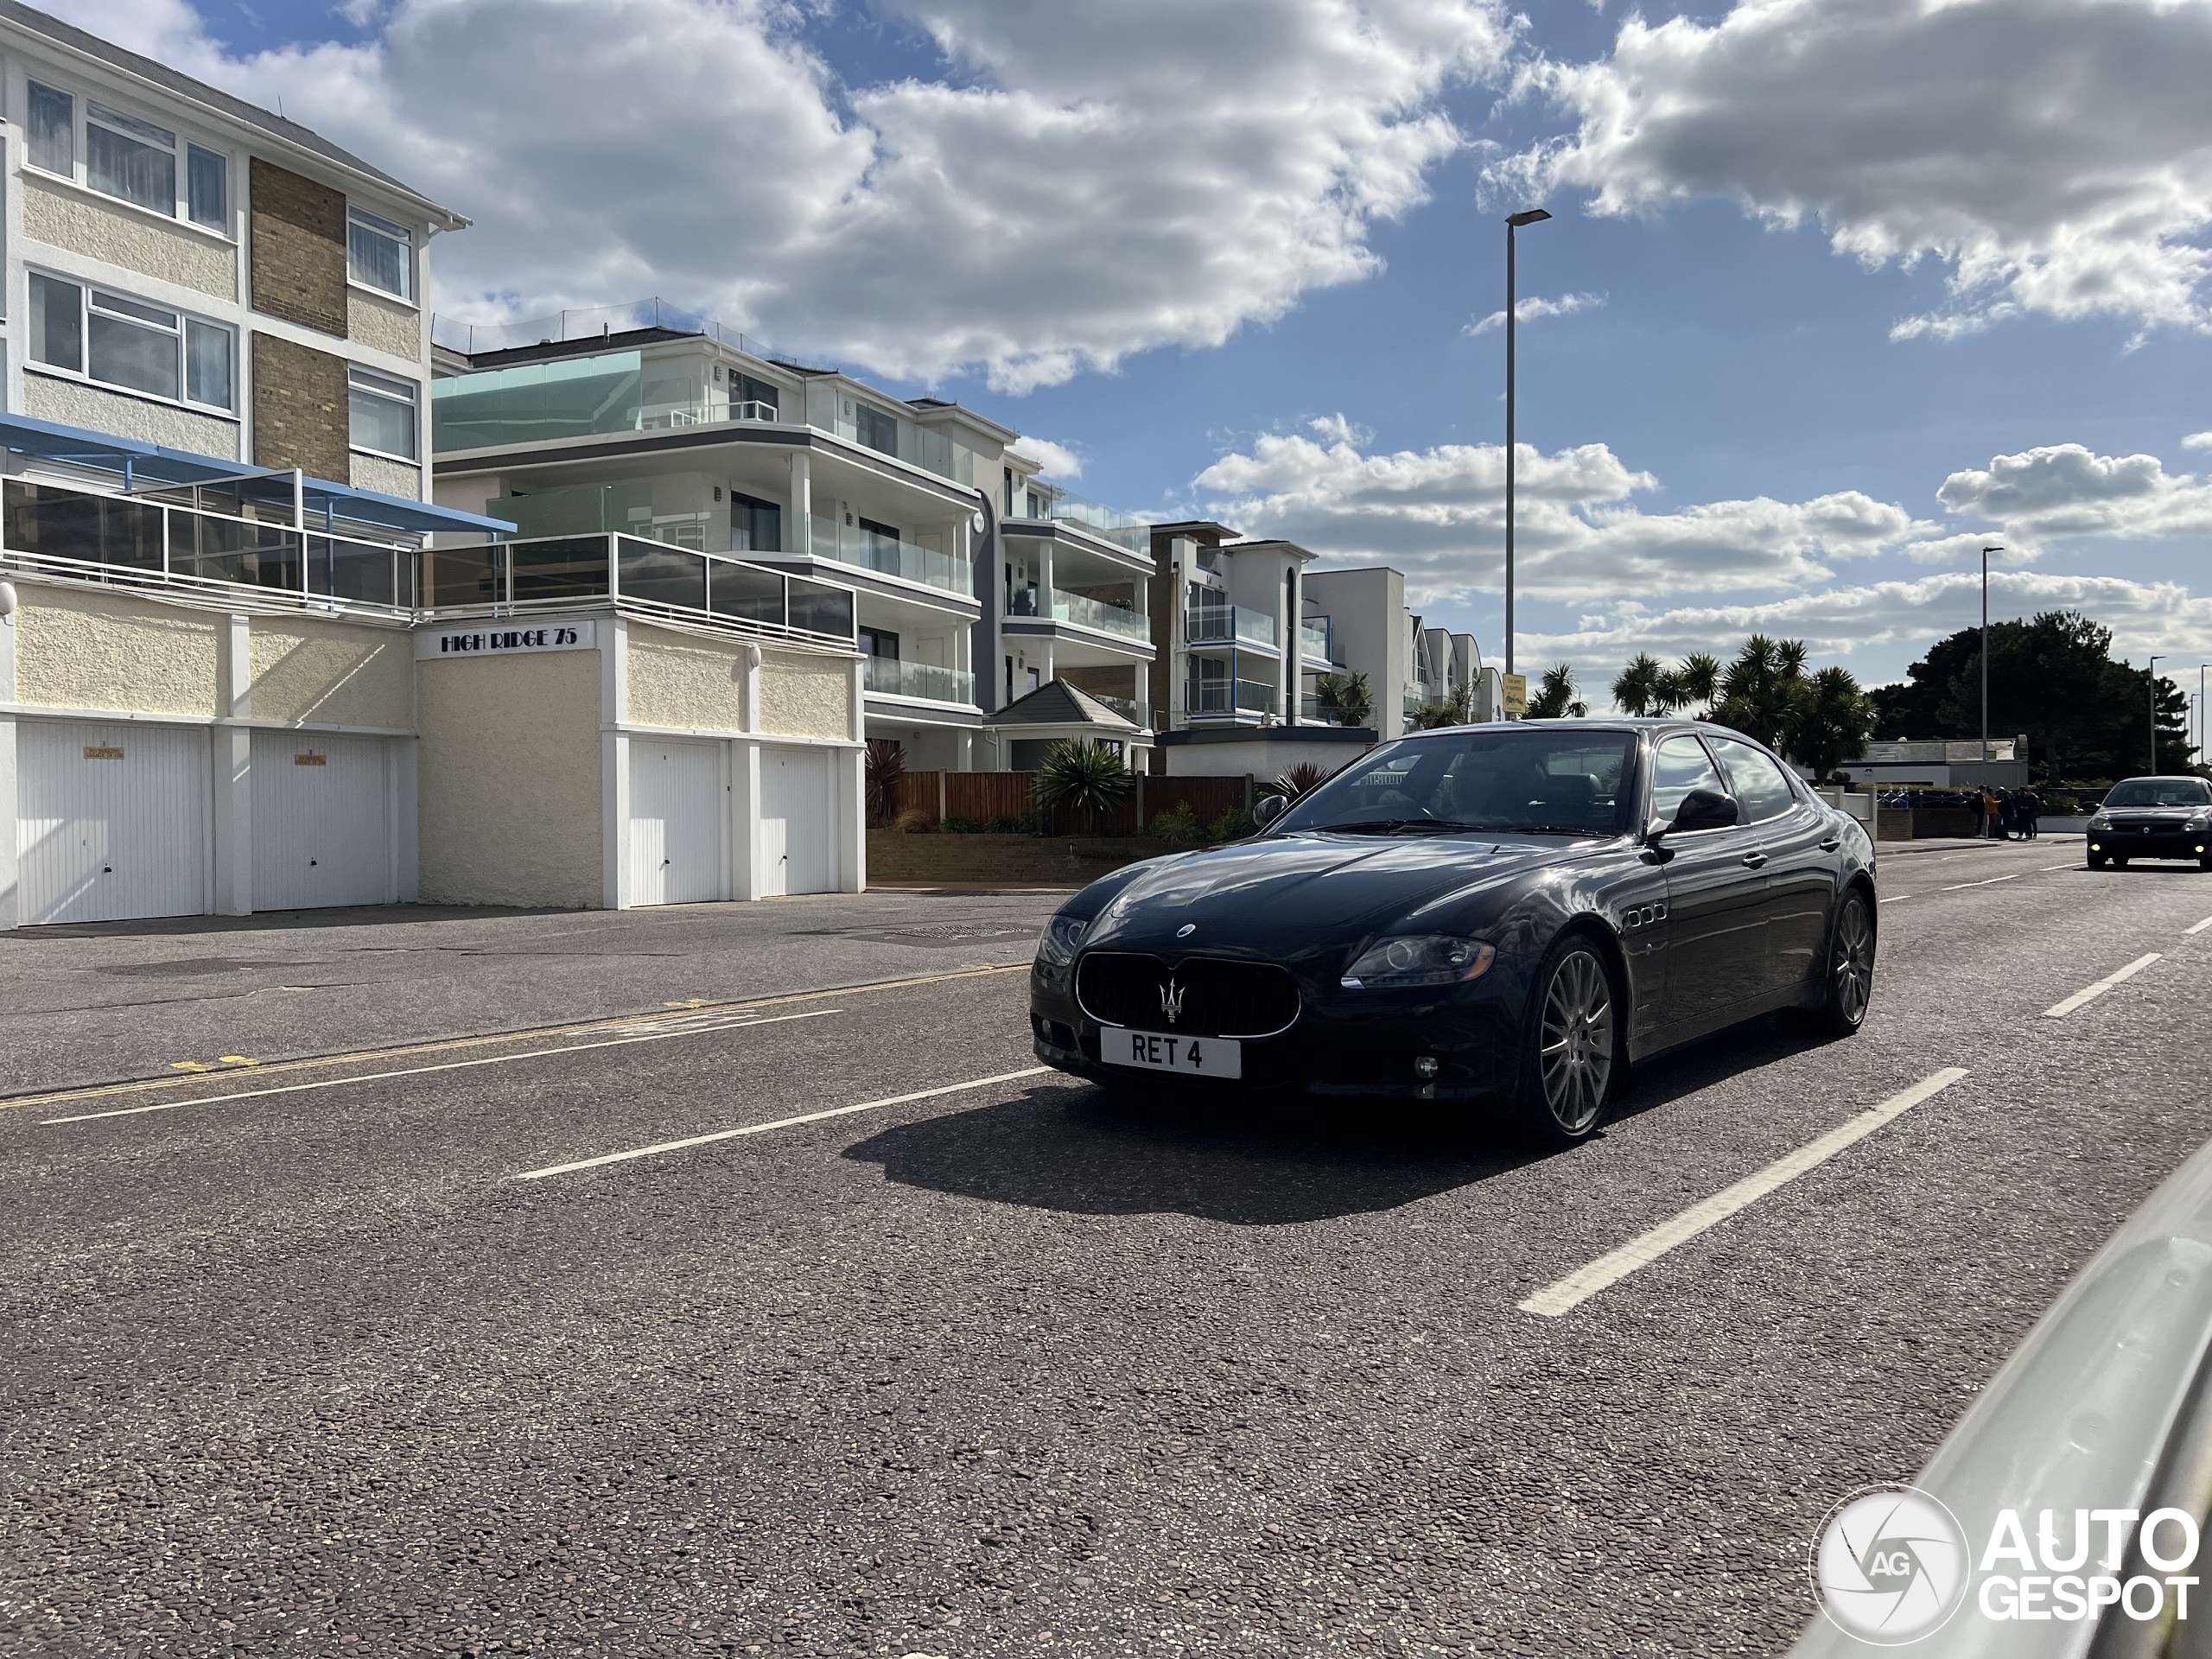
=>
[1159,977,1186,1026]
[1176,923,1197,938]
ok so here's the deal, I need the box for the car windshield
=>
[1274,729,1639,837]
[2104,779,2212,808]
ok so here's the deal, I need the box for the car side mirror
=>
[1670,787,1739,833]
[1253,792,1289,829]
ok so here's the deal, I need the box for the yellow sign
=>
[1501,673,1529,716]
[83,746,124,760]
[294,753,328,766]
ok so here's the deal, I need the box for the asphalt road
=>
[5,835,2210,1657]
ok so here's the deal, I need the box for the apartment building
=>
[0,14,868,929]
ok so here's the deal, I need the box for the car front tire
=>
[1813,890,1875,1039]
[1514,937,1619,1148]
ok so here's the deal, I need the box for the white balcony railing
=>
[863,657,976,704]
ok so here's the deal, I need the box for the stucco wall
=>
[347,289,421,359]
[757,648,854,741]
[627,626,748,732]
[348,452,422,499]
[249,618,413,728]
[14,585,224,716]
[22,177,238,301]
[416,651,602,907]
[22,375,242,460]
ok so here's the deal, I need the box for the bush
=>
[1150,803,1203,844]
[942,815,985,834]
[1033,739,1135,832]
[891,805,932,834]
[986,814,1024,835]
[1209,808,1255,842]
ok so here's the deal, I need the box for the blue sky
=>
[108,0,2212,708]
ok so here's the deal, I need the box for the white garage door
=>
[760,747,834,897]
[18,720,209,925]
[628,741,723,906]
[251,732,393,912]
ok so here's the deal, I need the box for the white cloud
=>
[1465,290,1602,335]
[1500,0,2212,340]
[1523,569,2212,695]
[1936,442,2212,545]
[2183,431,2212,451]
[64,0,1515,392]
[1007,436,1084,480]
[1193,421,1925,605]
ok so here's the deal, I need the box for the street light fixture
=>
[1980,546,2002,785]
[1503,207,1552,687]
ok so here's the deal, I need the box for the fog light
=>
[1414,1055,1440,1080]
[2090,842,2102,852]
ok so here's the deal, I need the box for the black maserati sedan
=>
[1030,720,1877,1146]
[2084,775,2212,869]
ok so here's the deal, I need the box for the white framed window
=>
[23,79,230,232]
[346,207,413,300]
[28,271,234,412]
[347,364,418,459]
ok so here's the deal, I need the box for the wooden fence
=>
[891,772,1255,836]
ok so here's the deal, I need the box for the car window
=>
[1707,735,1799,823]
[1274,728,1638,836]
[2104,779,2212,807]
[1650,735,1728,824]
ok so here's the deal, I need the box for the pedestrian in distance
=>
[1967,787,1986,840]
[2020,787,2040,840]
[1984,784,2004,839]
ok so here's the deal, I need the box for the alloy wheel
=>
[1538,948,1614,1134]
[1832,898,1873,1027]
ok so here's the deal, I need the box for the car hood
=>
[1082,831,1605,957]
[2101,804,2206,819]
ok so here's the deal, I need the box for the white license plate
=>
[1099,1026,1243,1079]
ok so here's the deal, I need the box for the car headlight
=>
[1340,935,1496,989]
[2190,816,2210,832]
[1035,913,1090,967]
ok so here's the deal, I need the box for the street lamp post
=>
[1503,207,1551,688]
[2150,655,2165,776]
[1980,546,2002,790]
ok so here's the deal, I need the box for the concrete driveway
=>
[0,890,1069,1097]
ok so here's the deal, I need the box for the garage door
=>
[760,747,834,897]
[18,720,209,925]
[628,741,723,906]
[251,732,393,912]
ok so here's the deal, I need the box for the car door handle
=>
[1741,852,1768,870]
[1819,836,1840,852]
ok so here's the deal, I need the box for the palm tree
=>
[1408,681,1473,729]
[1314,670,1373,728]
[1033,739,1134,833]
[1525,663,1589,719]
[1656,652,1720,716]
[1611,652,1668,716]
[1712,635,1810,749]
[1787,664,1876,778]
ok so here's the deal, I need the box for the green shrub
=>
[1033,739,1135,833]
[986,815,1025,835]
[942,815,985,834]
[1209,808,1255,842]
[1150,802,1203,845]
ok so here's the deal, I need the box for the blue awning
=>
[0,411,514,537]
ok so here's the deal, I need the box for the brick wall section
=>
[249,158,346,336]
[251,333,350,480]
[866,830,1167,887]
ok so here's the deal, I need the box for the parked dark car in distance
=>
[1030,720,1878,1145]
[2085,775,2212,870]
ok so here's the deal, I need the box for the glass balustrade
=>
[808,514,975,598]
[1300,619,1331,661]
[1185,678,1277,716]
[1186,604,1278,649]
[1088,692,1153,727]
[1050,588,1148,639]
[862,657,976,704]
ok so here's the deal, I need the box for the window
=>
[347,207,413,299]
[28,272,234,412]
[1650,734,1729,825]
[347,365,419,459]
[86,100,176,215]
[1707,735,1799,823]
[27,81,72,175]
[188,144,226,230]
[860,627,899,660]
[730,490,781,552]
[853,403,899,455]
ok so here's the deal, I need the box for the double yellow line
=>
[2,963,1028,1117]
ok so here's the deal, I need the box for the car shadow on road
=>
[842,1079,1544,1225]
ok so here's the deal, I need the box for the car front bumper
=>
[1028,961,1520,1103]
[2091,829,2210,859]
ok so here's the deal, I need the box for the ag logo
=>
[1810,1485,1968,1645]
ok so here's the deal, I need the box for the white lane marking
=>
[2042,953,2164,1020]
[508,1066,1053,1181]
[1940,874,2022,893]
[2041,863,2080,873]
[2189,914,2212,936]
[42,1010,842,1125]
[1519,1068,1970,1319]
[1878,894,1915,905]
